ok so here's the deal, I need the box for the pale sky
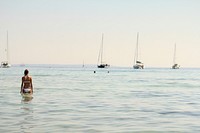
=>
[0,0,200,67]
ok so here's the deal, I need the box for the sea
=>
[0,65,200,133]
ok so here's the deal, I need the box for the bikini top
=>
[23,80,31,84]
[23,76,31,84]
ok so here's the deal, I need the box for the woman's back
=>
[22,76,32,88]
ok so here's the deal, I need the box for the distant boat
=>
[1,31,11,68]
[172,43,180,69]
[20,64,26,67]
[82,60,85,68]
[133,32,144,69]
[97,33,110,68]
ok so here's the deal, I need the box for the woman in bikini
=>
[21,69,33,94]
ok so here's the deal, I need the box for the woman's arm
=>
[20,77,23,93]
[30,77,33,93]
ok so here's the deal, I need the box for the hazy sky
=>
[0,0,200,67]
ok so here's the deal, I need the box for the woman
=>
[21,69,33,94]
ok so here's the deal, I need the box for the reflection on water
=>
[20,97,34,133]
[22,97,33,103]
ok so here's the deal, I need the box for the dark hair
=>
[24,69,29,75]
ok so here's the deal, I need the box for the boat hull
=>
[172,64,180,69]
[133,61,144,69]
[133,64,144,69]
[1,61,11,68]
[97,64,110,68]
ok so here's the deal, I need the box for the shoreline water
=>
[0,65,200,132]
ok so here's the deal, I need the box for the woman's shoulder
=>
[28,76,32,80]
[22,75,32,80]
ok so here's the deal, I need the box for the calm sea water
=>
[0,65,200,133]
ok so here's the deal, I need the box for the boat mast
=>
[7,31,9,63]
[101,33,104,64]
[97,33,104,65]
[134,32,139,65]
[173,43,176,64]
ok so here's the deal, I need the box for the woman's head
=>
[24,69,29,76]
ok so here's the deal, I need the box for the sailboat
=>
[97,33,110,68]
[82,60,85,68]
[133,32,144,69]
[172,43,180,69]
[1,31,11,68]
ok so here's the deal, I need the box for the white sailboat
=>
[172,43,180,69]
[133,32,144,69]
[1,31,11,68]
[97,33,110,68]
